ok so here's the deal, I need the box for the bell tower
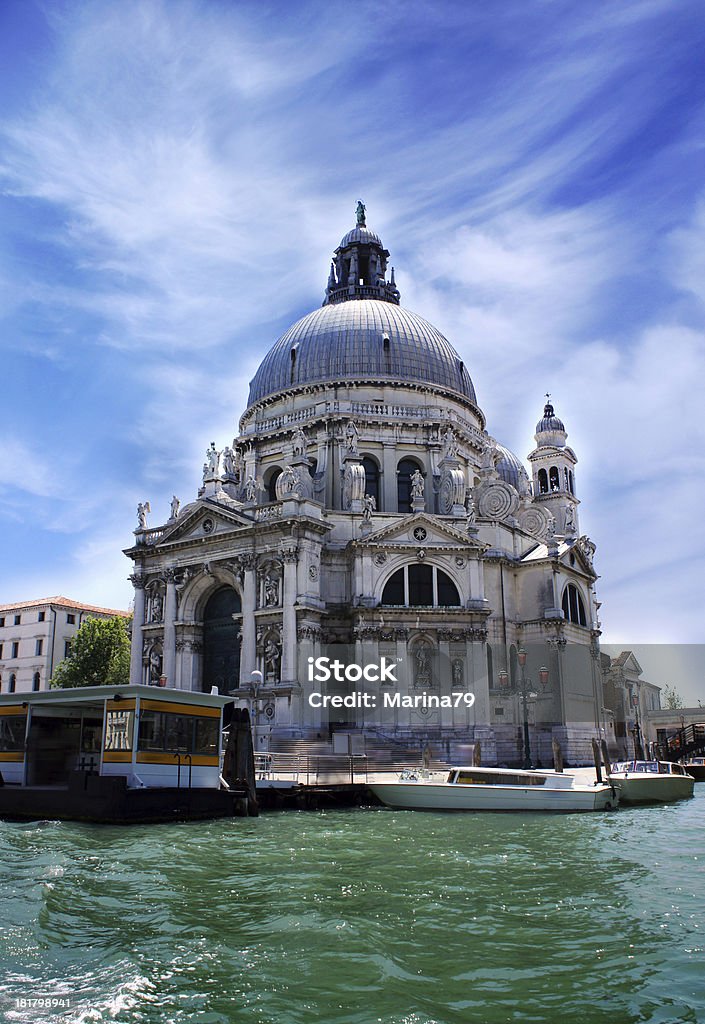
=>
[528,396,579,537]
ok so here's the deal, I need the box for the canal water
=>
[0,791,703,1024]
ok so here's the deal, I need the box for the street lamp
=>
[249,669,263,748]
[499,649,549,770]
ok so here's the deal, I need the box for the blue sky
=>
[1,0,704,700]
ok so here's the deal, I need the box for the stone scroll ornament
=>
[477,482,519,521]
[439,466,466,514]
[342,462,365,510]
[518,505,550,540]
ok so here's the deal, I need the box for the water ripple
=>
[0,795,704,1022]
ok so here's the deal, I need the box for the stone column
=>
[382,443,396,513]
[239,555,258,686]
[280,547,299,684]
[161,569,178,687]
[129,575,146,684]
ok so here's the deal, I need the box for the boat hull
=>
[368,780,617,813]
[609,774,694,805]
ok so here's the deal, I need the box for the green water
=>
[1,793,704,1024]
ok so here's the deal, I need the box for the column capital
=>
[129,574,147,590]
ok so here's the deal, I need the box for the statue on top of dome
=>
[356,200,366,227]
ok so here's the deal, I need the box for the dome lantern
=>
[324,201,400,306]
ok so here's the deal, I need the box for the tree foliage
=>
[662,684,685,710]
[51,615,131,689]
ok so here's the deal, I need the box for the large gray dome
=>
[247,299,477,407]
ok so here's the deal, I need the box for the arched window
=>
[568,470,574,495]
[562,583,587,626]
[397,458,423,513]
[9,673,16,694]
[486,645,493,689]
[549,466,560,491]
[33,672,41,692]
[362,456,381,511]
[538,468,548,494]
[564,467,570,491]
[265,467,282,503]
[381,565,461,607]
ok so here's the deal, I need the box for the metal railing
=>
[253,751,451,786]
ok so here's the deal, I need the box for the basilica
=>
[125,204,606,765]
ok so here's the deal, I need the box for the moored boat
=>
[368,766,618,813]
[607,760,694,804]
[682,757,705,782]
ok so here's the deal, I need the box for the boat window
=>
[0,714,26,752]
[104,709,135,753]
[138,710,219,756]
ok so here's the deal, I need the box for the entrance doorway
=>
[202,587,241,694]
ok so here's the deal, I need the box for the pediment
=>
[355,512,484,550]
[151,499,256,547]
[558,538,597,578]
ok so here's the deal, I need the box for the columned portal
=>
[202,587,241,694]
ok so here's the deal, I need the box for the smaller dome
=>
[337,225,383,249]
[495,443,531,495]
[536,399,565,434]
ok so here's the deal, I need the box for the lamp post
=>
[499,649,549,770]
[250,669,263,749]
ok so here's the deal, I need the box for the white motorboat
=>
[607,760,694,804]
[368,766,618,813]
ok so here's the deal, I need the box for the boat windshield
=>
[452,770,547,787]
[611,760,661,773]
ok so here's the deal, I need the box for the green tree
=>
[51,615,131,689]
[662,684,685,710]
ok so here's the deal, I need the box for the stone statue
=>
[481,440,496,470]
[169,495,180,520]
[415,644,432,687]
[452,659,464,688]
[280,465,298,494]
[292,427,307,458]
[264,638,280,679]
[148,644,162,684]
[565,503,575,533]
[442,427,459,459]
[466,493,476,525]
[206,442,221,475]
[263,574,279,607]
[356,200,366,227]
[222,447,235,477]
[362,494,376,521]
[150,591,163,622]
[411,469,425,499]
[345,419,359,454]
[137,501,151,530]
[244,476,257,502]
[546,515,556,540]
